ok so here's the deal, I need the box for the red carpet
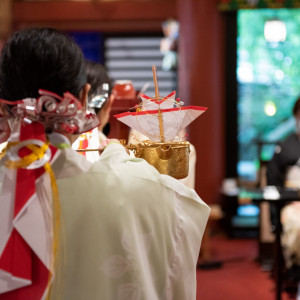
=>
[196,236,292,300]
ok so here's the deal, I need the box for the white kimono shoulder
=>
[49,143,210,300]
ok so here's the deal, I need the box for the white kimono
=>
[72,127,101,163]
[49,138,210,300]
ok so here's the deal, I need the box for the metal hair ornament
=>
[88,83,110,110]
[0,89,100,135]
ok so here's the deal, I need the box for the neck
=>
[65,132,79,145]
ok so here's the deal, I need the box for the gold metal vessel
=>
[124,140,190,179]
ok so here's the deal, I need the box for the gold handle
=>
[76,141,139,154]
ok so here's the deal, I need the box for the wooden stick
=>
[152,65,160,99]
[152,65,164,142]
[76,148,104,153]
[158,108,165,142]
[76,143,137,153]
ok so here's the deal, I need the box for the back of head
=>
[85,60,112,97]
[293,97,300,116]
[85,60,112,114]
[0,27,86,101]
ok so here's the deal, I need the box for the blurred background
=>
[1,0,300,299]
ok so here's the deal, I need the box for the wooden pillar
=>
[0,0,12,50]
[178,0,225,204]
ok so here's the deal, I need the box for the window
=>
[237,9,300,181]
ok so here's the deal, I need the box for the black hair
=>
[293,97,300,116]
[85,60,112,114]
[0,27,87,101]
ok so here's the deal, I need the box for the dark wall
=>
[225,12,238,178]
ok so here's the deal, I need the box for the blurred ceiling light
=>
[264,101,276,116]
[264,19,286,43]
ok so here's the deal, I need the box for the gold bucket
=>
[126,141,190,179]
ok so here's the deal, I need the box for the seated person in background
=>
[266,97,300,279]
[267,97,300,187]
[0,27,210,300]
[72,60,114,161]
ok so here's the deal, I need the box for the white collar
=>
[48,132,71,148]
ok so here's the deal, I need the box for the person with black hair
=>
[86,60,113,136]
[85,60,113,129]
[0,27,87,104]
[267,97,300,187]
[72,60,115,162]
[0,27,210,300]
[267,97,300,291]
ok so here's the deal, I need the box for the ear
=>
[79,83,91,111]
[103,94,114,112]
[109,94,115,106]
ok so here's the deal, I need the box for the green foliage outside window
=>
[238,9,300,179]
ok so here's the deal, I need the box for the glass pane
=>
[237,9,300,181]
